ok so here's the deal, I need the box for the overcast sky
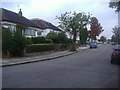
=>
[1,0,118,39]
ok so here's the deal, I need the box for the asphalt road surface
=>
[2,44,119,88]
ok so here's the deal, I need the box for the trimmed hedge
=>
[26,44,55,53]
[55,44,68,51]
[31,37,53,44]
[26,44,70,53]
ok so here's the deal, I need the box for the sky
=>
[1,0,118,39]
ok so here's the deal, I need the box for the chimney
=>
[18,9,22,16]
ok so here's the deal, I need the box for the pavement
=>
[1,46,89,67]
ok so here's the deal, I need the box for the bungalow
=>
[31,18,62,37]
[1,8,62,37]
[1,8,42,37]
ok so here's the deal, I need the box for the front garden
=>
[2,27,72,57]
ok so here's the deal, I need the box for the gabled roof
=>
[31,19,48,29]
[31,19,62,31]
[1,8,62,31]
[1,8,40,28]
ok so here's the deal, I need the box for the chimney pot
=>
[19,9,22,16]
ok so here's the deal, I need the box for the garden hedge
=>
[26,44,70,53]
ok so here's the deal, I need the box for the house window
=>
[2,23,16,33]
[31,29,36,36]
[24,28,36,36]
[9,25,16,33]
[25,28,30,35]
[37,31,42,36]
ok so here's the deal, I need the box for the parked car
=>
[103,42,107,45]
[111,45,120,64]
[90,42,98,49]
[111,42,116,45]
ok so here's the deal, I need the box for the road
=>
[2,44,119,88]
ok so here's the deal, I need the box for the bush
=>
[67,38,73,43]
[55,44,68,51]
[2,27,12,56]
[31,37,53,44]
[2,26,27,57]
[26,44,55,53]
[45,38,53,43]
[46,31,71,44]
[58,32,68,44]
[26,44,70,53]
[9,29,26,57]
[25,37,32,45]
[46,31,59,43]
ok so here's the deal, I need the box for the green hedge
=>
[55,44,68,51]
[31,37,53,44]
[2,27,26,57]
[26,44,70,53]
[26,44,55,53]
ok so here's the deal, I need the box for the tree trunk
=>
[69,29,77,51]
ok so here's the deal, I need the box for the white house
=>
[31,19,62,37]
[1,8,42,37]
[57,26,74,39]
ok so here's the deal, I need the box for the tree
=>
[88,17,104,41]
[76,12,90,45]
[109,1,120,44]
[56,12,78,51]
[80,27,88,45]
[56,12,90,51]
[109,1,120,12]
[111,26,120,44]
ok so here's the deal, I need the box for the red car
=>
[111,45,120,65]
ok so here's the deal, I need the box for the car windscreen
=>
[91,43,97,45]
